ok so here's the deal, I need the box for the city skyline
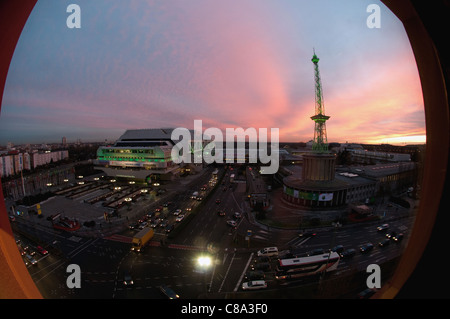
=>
[0,0,425,146]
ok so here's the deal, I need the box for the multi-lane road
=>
[9,166,415,299]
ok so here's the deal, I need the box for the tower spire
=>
[310,50,330,153]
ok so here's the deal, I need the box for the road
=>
[9,166,415,299]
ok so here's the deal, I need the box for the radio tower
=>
[310,50,330,153]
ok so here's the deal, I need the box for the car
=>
[298,231,316,238]
[139,222,148,229]
[360,243,374,253]
[18,246,26,256]
[257,247,278,257]
[37,246,48,256]
[25,254,37,265]
[123,271,133,286]
[123,271,134,286]
[160,284,179,299]
[173,209,182,216]
[251,262,271,272]
[196,196,203,201]
[226,220,237,227]
[233,212,242,219]
[253,256,270,263]
[128,223,139,230]
[378,239,390,247]
[138,215,148,223]
[392,233,404,242]
[377,224,389,232]
[165,224,174,233]
[159,219,169,228]
[340,248,356,259]
[244,271,265,281]
[150,219,161,228]
[332,245,344,254]
[242,280,267,290]
[358,288,378,299]
[386,231,397,239]
[175,214,185,222]
[186,207,192,212]
[217,210,225,216]
[215,199,221,204]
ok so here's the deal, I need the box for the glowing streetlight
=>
[197,256,212,268]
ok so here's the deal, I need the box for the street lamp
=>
[197,256,212,268]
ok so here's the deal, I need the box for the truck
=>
[131,227,154,252]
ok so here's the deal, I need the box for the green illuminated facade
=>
[96,146,173,170]
[94,129,188,180]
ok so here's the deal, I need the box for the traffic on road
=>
[7,165,415,299]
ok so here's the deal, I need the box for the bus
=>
[275,252,340,280]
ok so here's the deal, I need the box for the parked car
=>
[251,262,271,272]
[242,280,267,290]
[244,271,265,281]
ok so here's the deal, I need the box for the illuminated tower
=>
[310,50,330,153]
[302,51,336,182]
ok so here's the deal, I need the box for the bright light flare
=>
[197,256,212,268]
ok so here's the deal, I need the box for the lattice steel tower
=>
[310,50,330,153]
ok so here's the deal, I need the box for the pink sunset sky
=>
[0,0,425,145]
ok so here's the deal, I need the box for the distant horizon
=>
[0,135,426,148]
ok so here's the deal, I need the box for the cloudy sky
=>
[0,0,425,145]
